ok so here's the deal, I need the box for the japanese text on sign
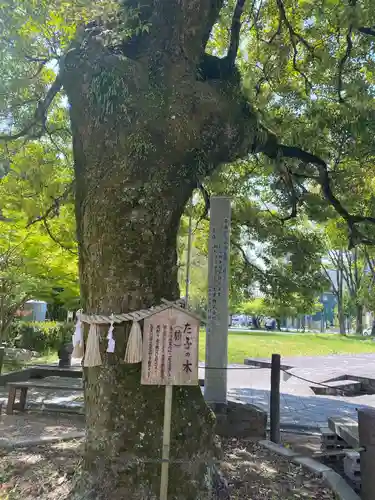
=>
[141,307,199,386]
[207,212,231,334]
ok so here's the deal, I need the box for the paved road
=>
[246,352,375,383]
[227,387,368,430]
[199,357,375,429]
[2,354,375,430]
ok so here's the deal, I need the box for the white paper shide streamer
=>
[72,299,185,367]
[84,323,102,367]
[124,321,143,363]
[71,314,84,359]
[107,320,115,353]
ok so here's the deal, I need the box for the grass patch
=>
[199,331,375,363]
[3,335,375,372]
[1,351,59,374]
[28,351,59,365]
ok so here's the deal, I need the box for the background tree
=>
[0,217,79,341]
[241,297,266,329]
[2,0,375,497]
[178,215,209,317]
[190,157,329,321]
[240,295,322,331]
[322,219,375,334]
[0,132,78,340]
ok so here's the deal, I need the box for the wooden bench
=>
[6,380,83,415]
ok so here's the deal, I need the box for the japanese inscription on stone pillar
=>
[205,196,231,405]
[141,307,199,386]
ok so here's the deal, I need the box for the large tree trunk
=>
[64,91,219,497]
[61,4,271,497]
[65,118,220,496]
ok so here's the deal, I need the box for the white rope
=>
[77,298,186,325]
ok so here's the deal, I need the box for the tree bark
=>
[64,122,220,497]
[64,91,220,496]
[337,263,346,335]
[252,315,261,329]
[60,6,270,497]
[356,304,364,335]
[338,304,346,335]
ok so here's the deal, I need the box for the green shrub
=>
[7,321,74,353]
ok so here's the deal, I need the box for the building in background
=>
[22,300,47,322]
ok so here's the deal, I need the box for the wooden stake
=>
[160,385,173,500]
[270,353,281,443]
[358,407,375,500]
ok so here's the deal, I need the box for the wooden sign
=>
[141,306,199,386]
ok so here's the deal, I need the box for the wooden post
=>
[0,346,4,374]
[358,407,375,500]
[6,386,17,415]
[185,200,193,306]
[141,306,200,499]
[270,354,281,443]
[160,385,173,500]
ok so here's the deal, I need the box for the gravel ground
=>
[0,440,81,499]
[0,436,336,499]
[0,412,85,446]
[222,438,335,499]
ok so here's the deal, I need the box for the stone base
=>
[58,359,72,368]
[215,399,267,439]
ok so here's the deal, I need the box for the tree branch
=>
[45,124,72,163]
[291,38,312,93]
[276,0,315,54]
[342,250,355,295]
[227,0,246,67]
[329,249,354,296]
[194,181,210,230]
[42,220,77,255]
[337,25,353,103]
[201,0,225,49]
[232,240,266,276]
[26,182,74,227]
[24,55,50,63]
[267,13,282,44]
[280,199,298,222]
[358,26,375,37]
[275,0,316,91]
[322,263,338,296]
[276,163,300,222]
[260,141,375,247]
[363,247,375,286]
[25,181,76,254]
[29,60,49,80]
[0,74,63,142]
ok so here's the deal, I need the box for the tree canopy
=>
[2,0,375,262]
